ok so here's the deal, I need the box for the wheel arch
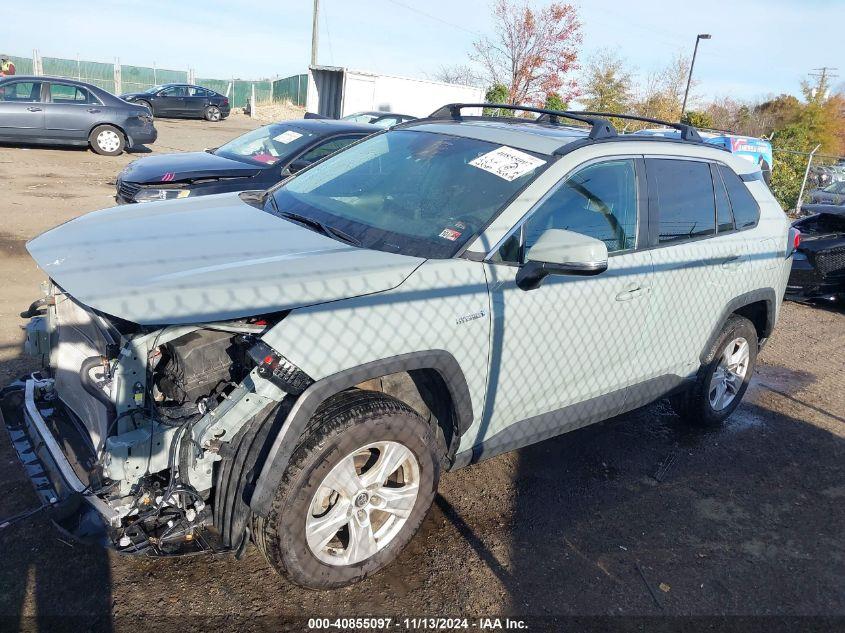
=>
[249,350,473,517]
[699,288,777,364]
[88,121,128,144]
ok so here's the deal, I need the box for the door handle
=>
[87,108,101,113]
[26,106,42,112]
[721,254,745,270]
[615,284,649,302]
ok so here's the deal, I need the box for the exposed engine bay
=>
[10,281,304,555]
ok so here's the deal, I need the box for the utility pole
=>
[311,0,320,67]
[808,67,838,101]
[681,33,711,119]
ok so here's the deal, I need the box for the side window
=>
[0,81,41,102]
[522,159,639,256]
[719,165,760,230]
[299,136,363,163]
[161,86,187,97]
[648,158,715,244]
[49,83,93,104]
[188,87,209,97]
[712,165,735,233]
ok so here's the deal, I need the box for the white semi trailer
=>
[306,65,484,119]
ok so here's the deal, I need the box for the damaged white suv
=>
[3,105,794,589]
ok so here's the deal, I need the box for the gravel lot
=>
[0,118,843,632]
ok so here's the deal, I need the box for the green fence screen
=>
[7,55,33,75]
[42,56,115,93]
[6,52,290,109]
[272,74,308,106]
[121,65,187,94]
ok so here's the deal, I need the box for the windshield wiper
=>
[277,210,362,247]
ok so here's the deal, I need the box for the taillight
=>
[788,228,801,255]
[222,98,229,106]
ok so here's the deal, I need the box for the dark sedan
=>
[116,118,373,203]
[0,76,156,155]
[808,180,845,205]
[120,83,231,121]
[787,205,845,302]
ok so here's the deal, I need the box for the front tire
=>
[204,105,222,122]
[254,390,439,589]
[671,315,758,426]
[89,124,125,155]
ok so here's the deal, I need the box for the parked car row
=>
[0,75,422,156]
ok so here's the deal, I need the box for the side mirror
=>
[287,160,309,174]
[516,229,608,291]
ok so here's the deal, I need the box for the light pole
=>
[681,33,711,119]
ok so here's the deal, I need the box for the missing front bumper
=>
[0,378,119,544]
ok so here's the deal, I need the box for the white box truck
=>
[306,65,485,119]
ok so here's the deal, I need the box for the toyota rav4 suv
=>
[2,104,793,589]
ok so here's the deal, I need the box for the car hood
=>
[26,193,425,325]
[119,152,265,185]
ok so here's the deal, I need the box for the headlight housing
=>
[134,188,191,203]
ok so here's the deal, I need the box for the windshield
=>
[822,181,845,193]
[214,123,318,166]
[269,130,549,258]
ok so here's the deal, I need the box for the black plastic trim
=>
[699,288,777,363]
[451,374,692,469]
[249,350,474,516]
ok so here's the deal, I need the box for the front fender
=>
[248,350,472,517]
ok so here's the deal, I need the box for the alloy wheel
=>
[709,336,750,411]
[305,440,420,566]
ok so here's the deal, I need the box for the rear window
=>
[719,165,760,229]
[648,159,715,244]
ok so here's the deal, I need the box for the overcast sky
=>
[2,0,842,104]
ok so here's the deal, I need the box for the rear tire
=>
[671,315,758,426]
[204,105,222,122]
[89,124,125,156]
[254,390,439,589]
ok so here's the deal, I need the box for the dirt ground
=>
[0,117,843,632]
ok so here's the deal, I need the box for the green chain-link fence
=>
[121,65,188,94]
[5,53,303,110]
[272,74,308,106]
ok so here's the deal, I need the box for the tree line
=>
[431,0,845,210]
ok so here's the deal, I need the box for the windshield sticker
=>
[469,146,546,181]
[439,228,462,241]
[274,130,303,144]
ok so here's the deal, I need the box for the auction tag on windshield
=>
[469,146,546,181]
[273,130,303,144]
[439,228,462,241]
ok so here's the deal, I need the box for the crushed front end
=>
[3,281,302,555]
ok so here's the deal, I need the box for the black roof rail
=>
[428,103,617,140]
[560,111,704,142]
